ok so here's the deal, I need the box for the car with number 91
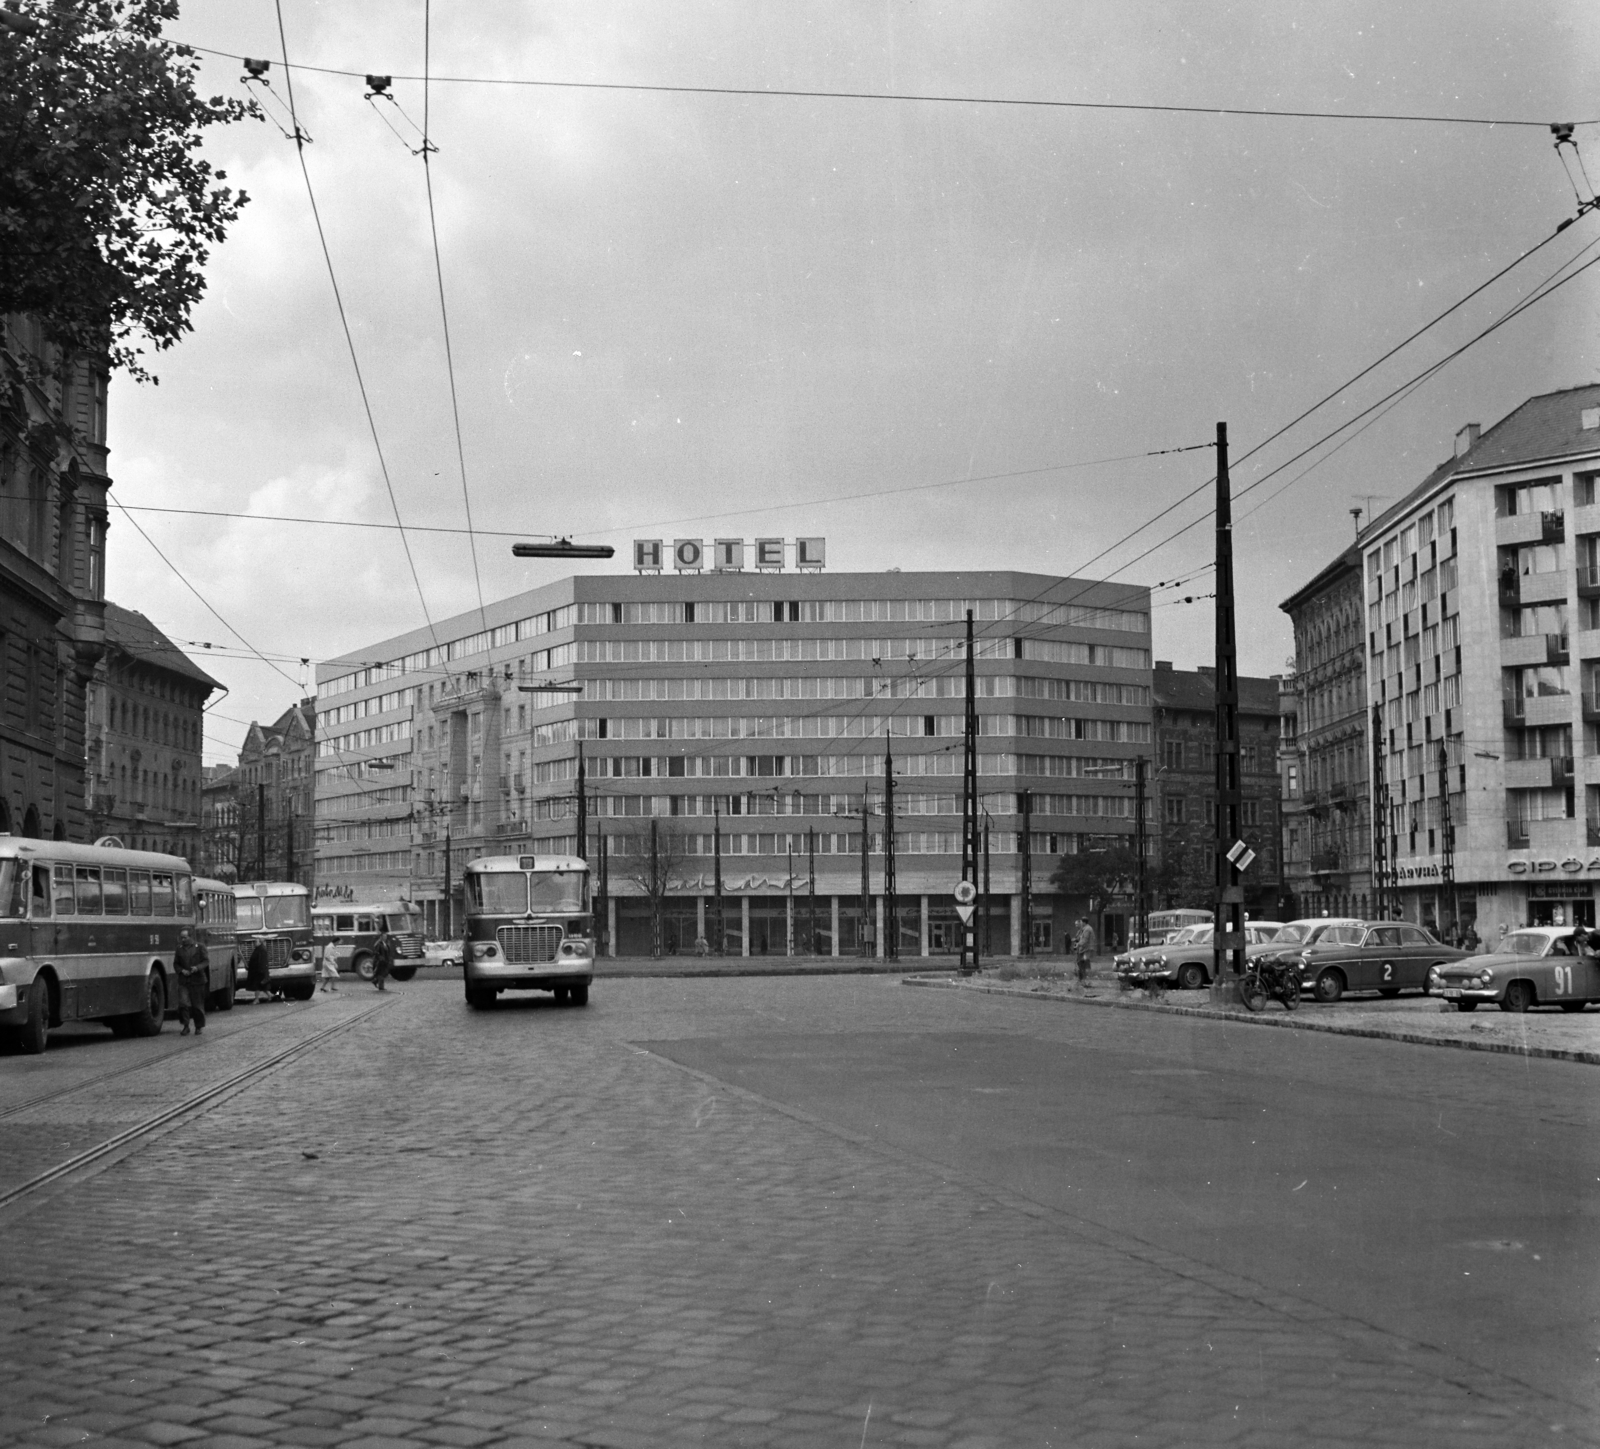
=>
[1434,927,1600,1012]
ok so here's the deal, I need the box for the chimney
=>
[1455,423,1480,459]
[1196,664,1216,679]
[1154,660,1173,672]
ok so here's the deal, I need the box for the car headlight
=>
[1474,970,1494,987]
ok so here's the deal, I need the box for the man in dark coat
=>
[175,929,210,1036]
[246,939,272,1002]
[371,930,394,991]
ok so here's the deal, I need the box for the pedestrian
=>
[1072,918,1097,986]
[371,929,394,991]
[174,928,210,1036]
[318,940,341,993]
[245,939,272,1003]
[1462,924,1480,952]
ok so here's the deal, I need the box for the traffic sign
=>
[953,880,977,906]
[1226,839,1257,872]
[955,903,976,924]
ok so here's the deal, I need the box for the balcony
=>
[1529,817,1580,853]
[1504,756,1573,789]
[1579,564,1600,598]
[1310,849,1341,874]
[1520,692,1575,728]
[1495,509,1565,547]
[1501,632,1569,667]
[1518,569,1571,605]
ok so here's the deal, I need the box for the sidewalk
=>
[908,958,1600,1065]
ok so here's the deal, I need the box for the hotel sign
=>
[633,537,826,573]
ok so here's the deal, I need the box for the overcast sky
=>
[107,2,1600,765]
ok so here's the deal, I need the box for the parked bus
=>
[233,880,316,1000]
[1146,908,1214,945]
[310,899,423,981]
[462,854,593,1009]
[0,838,193,1053]
[195,876,239,1011]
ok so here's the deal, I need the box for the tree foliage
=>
[1049,843,1143,918]
[0,0,255,381]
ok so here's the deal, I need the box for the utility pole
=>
[807,824,816,956]
[960,609,979,973]
[1438,738,1456,938]
[443,822,452,939]
[713,796,724,955]
[859,791,873,958]
[575,740,586,862]
[787,841,795,957]
[257,781,266,882]
[1134,757,1148,946]
[884,731,897,960]
[1211,421,1247,999]
[597,828,609,956]
[650,817,661,958]
[1020,787,1033,956]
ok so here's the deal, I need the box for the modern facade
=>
[1280,544,1372,918]
[0,314,109,840]
[314,568,1153,956]
[1360,384,1600,939]
[1149,662,1282,918]
[235,699,316,889]
[84,603,219,859]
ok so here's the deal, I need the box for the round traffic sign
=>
[953,880,977,906]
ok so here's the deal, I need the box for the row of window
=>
[5,864,195,918]
[523,750,1151,783]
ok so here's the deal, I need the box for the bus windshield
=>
[531,871,587,913]
[384,911,420,934]
[468,873,529,915]
[236,897,264,932]
[0,859,21,918]
[264,895,310,931]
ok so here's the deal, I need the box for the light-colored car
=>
[1117,922,1284,991]
[424,940,462,969]
[1250,917,1364,968]
[1435,927,1600,1012]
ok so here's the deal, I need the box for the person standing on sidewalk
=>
[1072,918,1097,987]
[371,929,394,991]
[318,940,342,993]
[174,929,210,1036]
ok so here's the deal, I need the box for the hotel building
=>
[1361,384,1600,938]
[314,566,1152,956]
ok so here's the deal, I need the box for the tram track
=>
[0,997,393,1214]
[0,999,325,1125]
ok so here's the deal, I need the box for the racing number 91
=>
[1553,964,1573,995]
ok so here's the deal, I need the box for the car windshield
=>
[530,871,587,913]
[468,873,528,915]
[1317,926,1365,946]
[264,896,309,931]
[1502,932,1550,956]
[1274,924,1313,944]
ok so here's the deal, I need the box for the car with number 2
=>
[1291,920,1466,1003]
[1434,927,1600,1012]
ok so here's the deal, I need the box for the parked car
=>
[424,940,462,969]
[1250,917,1365,968]
[1434,927,1600,1012]
[1290,921,1467,1003]
[1117,921,1284,991]
[1115,923,1206,987]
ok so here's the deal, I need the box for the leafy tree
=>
[1049,842,1143,920]
[0,0,255,382]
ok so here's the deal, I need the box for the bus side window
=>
[31,865,50,917]
[335,914,354,933]
[75,866,103,916]
[129,871,152,916]
[102,868,129,915]
[175,874,193,917]
[152,872,174,916]
[357,915,377,933]
[54,865,75,915]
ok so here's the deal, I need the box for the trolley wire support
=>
[1210,422,1248,1003]
[883,732,897,961]
[959,610,981,974]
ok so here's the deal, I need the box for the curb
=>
[902,974,1600,1066]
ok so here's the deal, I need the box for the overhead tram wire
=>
[270,0,452,691]
[179,44,1591,131]
[420,0,490,635]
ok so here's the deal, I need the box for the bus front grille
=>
[267,937,289,967]
[498,925,562,964]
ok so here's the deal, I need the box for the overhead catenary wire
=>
[178,42,1593,131]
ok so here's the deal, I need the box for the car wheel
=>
[1558,1001,1586,1013]
[1454,1001,1478,1013]
[352,953,375,981]
[130,971,166,1037]
[1177,962,1206,991]
[1503,981,1536,1013]
[1314,969,1345,1004]
[17,975,50,1055]
[571,983,589,1007]
[1378,987,1401,998]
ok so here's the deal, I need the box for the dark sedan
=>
[1290,921,1467,1003]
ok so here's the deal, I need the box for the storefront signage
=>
[633,537,826,573]
[1394,864,1442,880]
[1506,856,1600,874]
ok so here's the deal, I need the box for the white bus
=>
[0,838,193,1053]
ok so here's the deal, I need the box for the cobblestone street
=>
[1,976,1594,1448]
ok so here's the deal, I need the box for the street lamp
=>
[511,539,615,559]
[516,683,586,694]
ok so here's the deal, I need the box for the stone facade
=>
[200,763,239,880]
[235,699,316,889]
[0,314,109,840]
[84,603,219,859]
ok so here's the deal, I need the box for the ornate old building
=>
[0,314,109,840]
[235,699,316,888]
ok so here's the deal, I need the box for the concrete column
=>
[607,895,617,958]
[741,896,750,957]
[1010,892,1022,957]
[696,894,705,944]
[875,895,885,960]
[919,895,930,956]
[831,895,840,956]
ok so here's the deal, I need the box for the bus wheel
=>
[287,982,316,1002]
[129,970,166,1037]
[389,966,417,982]
[18,976,50,1054]
[571,983,589,1007]
[465,984,495,1010]
[553,986,569,1004]
[353,954,375,981]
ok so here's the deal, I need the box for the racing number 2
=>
[1382,962,1393,982]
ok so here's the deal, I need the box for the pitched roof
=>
[104,603,222,691]
[1152,665,1278,717]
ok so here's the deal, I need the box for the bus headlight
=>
[559,939,592,959]
[470,941,499,960]
[291,947,313,963]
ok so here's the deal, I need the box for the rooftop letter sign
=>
[633,537,827,573]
